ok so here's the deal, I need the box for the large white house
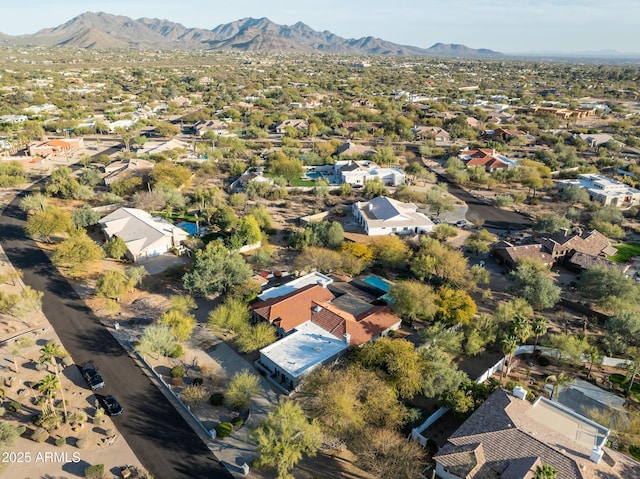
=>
[334,160,405,187]
[557,173,640,207]
[352,196,434,236]
[98,208,188,262]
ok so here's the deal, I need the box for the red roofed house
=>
[458,148,519,172]
[250,284,335,335]
[29,138,84,158]
[310,301,401,348]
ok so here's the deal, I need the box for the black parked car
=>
[98,394,124,416]
[81,364,105,391]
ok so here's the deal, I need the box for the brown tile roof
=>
[435,389,640,479]
[494,243,553,267]
[310,301,401,347]
[538,230,612,258]
[251,284,334,332]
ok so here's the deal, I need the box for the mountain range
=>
[0,11,503,58]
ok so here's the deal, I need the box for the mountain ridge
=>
[1,11,504,57]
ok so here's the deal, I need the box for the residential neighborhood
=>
[0,12,640,479]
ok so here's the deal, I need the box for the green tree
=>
[235,323,277,353]
[95,270,132,301]
[500,335,518,380]
[150,161,192,189]
[211,205,238,232]
[507,264,560,310]
[421,347,468,399]
[577,265,639,308]
[464,229,495,255]
[39,342,64,370]
[431,224,458,242]
[270,157,304,185]
[159,309,196,341]
[389,280,438,322]
[355,338,426,399]
[424,183,455,215]
[19,192,48,214]
[37,374,60,411]
[208,297,251,332]
[533,214,571,234]
[531,316,548,353]
[45,166,81,199]
[103,236,128,261]
[420,322,464,355]
[135,324,178,359]
[510,315,532,345]
[435,287,477,325]
[547,372,574,400]
[71,205,101,228]
[371,236,411,269]
[155,122,181,137]
[300,365,406,441]
[253,400,323,479]
[52,230,104,274]
[25,207,73,242]
[126,266,148,290]
[183,243,253,297]
[228,215,262,249]
[225,370,262,410]
[293,246,344,273]
[362,177,389,199]
[559,186,590,205]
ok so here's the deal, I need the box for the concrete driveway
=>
[137,254,189,275]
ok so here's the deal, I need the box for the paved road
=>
[0,195,232,479]
[433,171,532,230]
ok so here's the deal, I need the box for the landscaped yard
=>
[609,373,640,401]
[608,243,640,264]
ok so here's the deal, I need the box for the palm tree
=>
[501,335,518,380]
[39,342,63,371]
[531,316,548,353]
[547,372,574,400]
[510,315,532,345]
[533,463,557,479]
[584,344,602,380]
[624,347,640,398]
[38,374,60,411]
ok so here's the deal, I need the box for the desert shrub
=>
[55,437,66,447]
[0,407,5,417]
[192,377,204,386]
[8,401,21,412]
[15,426,26,436]
[169,344,183,358]
[31,428,48,443]
[170,366,185,378]
[84,464,105,479]
[105,428,114,436]
[538,356,550,367]
[215,422,233,438]
[210,393,225,406]
[76,438,88,449]
[231,416,244,428]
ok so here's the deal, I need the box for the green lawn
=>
[608,243,640,264]
[289,178,316,187]
[609,373,640,400]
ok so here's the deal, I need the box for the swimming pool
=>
[362,275,392,293]
[175,221,203,236]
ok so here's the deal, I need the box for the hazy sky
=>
[2,0,639,53]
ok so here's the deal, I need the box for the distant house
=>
[102,158,155,186]
[192,119,230,137]
[434,388,639,479]
[484,127,535,144]
[557,174,640,207]
[257,272,333,301]
[140,139,190,156]
[334,160,405,187]
[411,125,451,142]
[29,138,84,158]
[352,196,434,236]
[493,242,554,270]
[493,230,616,270]
[575,133,620,148]
[458,148,519,172]
[0,115,28,125]
[98,207,188,263]
[274,119,308,134]
[229,168,274,193]
[335,141,377,158]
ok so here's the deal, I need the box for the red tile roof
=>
[310,301,401,348]
[250,284,334,332]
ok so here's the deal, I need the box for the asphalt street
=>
[435,171,532,230]
[0,194,232,479]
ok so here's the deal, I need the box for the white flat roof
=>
[258,272,333,300]
[260,321,347,378]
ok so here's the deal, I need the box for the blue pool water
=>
[362,275,392,293]
[175,221,200,236]
[306,172,323,179]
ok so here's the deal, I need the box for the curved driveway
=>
[0,194,231,479]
